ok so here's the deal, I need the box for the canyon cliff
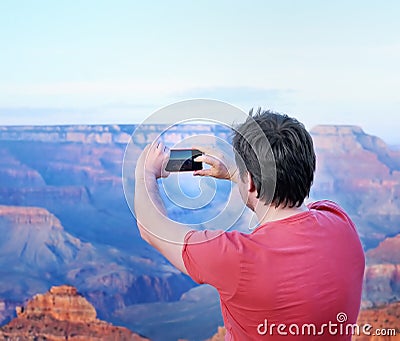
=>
[310,125,400,249]
[0,203,195,328]
[0,123,398,340]
[0,285,149,340]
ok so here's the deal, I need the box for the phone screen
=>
[165,149,203,172]
[169,149,193,161]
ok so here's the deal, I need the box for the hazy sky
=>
[0,1,399,143]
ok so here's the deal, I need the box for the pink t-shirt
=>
[182,200,365,340]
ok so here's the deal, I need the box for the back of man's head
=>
[232,108,316,208]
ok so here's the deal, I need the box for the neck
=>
[254,201,309,225]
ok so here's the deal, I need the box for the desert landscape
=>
[0,123,399,340]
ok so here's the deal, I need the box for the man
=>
[134,109,365,340]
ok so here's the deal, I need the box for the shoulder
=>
[182,229,244,292]
[308,200,357,232]
[308,199,342,211]
[308,200,350,218]
[183,229,246,251]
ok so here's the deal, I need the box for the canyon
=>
[0,285,149,340]
[0,123,399,340]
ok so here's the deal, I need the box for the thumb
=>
[194,155,204,162]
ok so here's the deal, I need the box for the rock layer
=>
[0,285,149,340]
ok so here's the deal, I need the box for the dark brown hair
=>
[232,108,316,208]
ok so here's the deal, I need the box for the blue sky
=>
[0,0,399,143]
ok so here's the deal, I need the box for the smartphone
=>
[165,149,203,172]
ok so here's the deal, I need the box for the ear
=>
[246,172,256,193]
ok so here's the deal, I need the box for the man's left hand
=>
[136,141,170,179]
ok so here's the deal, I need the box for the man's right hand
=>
[192,146,239,183]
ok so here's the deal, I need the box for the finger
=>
[161,168,170,178]
[195,154,219,167]
[160,144,169,157]
[193,169,213,177]
[194,155,204,162]
[156,142,168,155]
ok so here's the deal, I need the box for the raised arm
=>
[134,142,190,274]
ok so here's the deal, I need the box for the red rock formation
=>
[0,285,149,340]
[206,326,226,341]
[368,234,400,265]
[363,264,400,307]
[354,302,400,341]
[0,205,63,226]
[310,125,396,192]
[16,286,97,323]
[363,233,400,306]
[0,124,216,145]
[310,124,400,252]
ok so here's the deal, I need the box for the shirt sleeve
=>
[182,229,241,299]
